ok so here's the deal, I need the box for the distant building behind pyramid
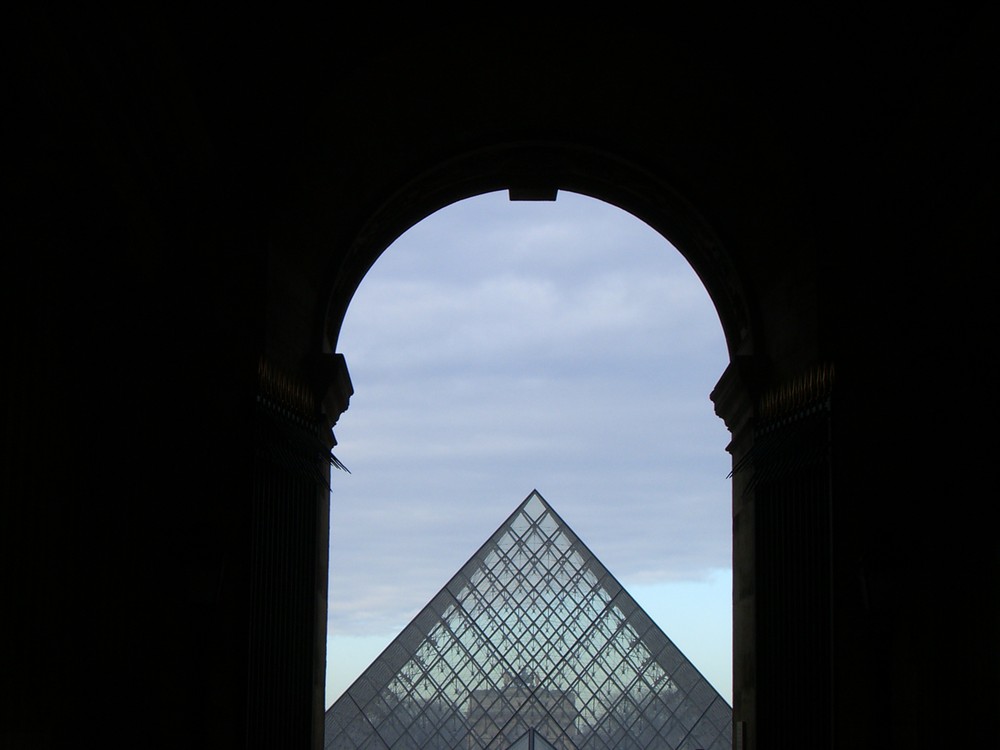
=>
[325,490,732,750]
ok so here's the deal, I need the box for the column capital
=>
[311,352,353,449]
[711,355,763,445]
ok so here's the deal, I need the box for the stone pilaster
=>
[717,361,836,750]
[711,356,761,750]
[251,354,352,750]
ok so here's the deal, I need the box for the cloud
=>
[328,190,732,642]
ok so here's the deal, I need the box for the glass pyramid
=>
[325,490,732,750]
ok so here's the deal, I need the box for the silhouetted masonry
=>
[5,9,998,750]
[325,491,731,750]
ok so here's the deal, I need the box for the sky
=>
[325,190,733,707]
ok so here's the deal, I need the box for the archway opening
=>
[324,190,733,709]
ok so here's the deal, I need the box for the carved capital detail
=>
[728,362,837,492]
[315,353,353,428]
[257,355,318,423]
[757,362,835,422]
[256,354,352,476]
[711,355,763,442]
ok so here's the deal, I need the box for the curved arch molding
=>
[323,141,755,362]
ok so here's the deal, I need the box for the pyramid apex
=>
[518,489,552,518]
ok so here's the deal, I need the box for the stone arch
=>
[313,138,775,746]
[320,141,757,365]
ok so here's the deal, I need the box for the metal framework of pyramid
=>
[325,490,732,750]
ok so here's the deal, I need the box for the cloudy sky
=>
[325,190,733,706]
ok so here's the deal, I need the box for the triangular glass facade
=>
[325,490,732,750]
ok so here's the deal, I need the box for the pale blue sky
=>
[326,191,733,706]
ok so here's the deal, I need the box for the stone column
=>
[714,360,836,750]
[251,354,352,750]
